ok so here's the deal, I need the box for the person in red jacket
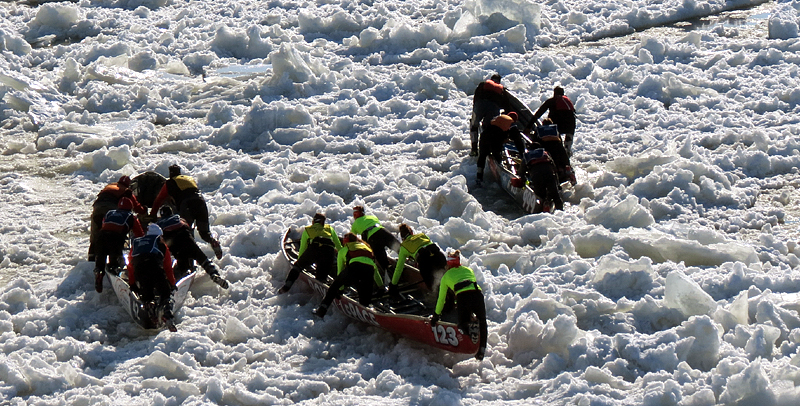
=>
[532,86,577,157]
[93,197,145,293]
[88,175,146,261]
[128,224,178,332]
[150,164,222,259]
[156,206,229,288]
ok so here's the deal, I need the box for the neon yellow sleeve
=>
[392,246,410,285]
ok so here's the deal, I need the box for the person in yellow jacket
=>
[430,250,488,361]
[279,213,342,294]
[313,233,384,319]
[350,206,399,275]
[150,164,223,260]
[388,224,446,297]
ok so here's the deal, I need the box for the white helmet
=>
[147,224,163,236]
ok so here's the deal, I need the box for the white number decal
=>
[431,325,459,347]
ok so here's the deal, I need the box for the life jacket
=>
[525,148,553,166]
[482,80,504,95]
[101,209,134,234]
[490,114,514,131]
[474,80,507,113]
[131,234,166,258]
[554,95,575,112]
[156,214,188,234]
[401,234,432,257]
[345,241,374,264]
[305,224,335,246]
[352,215,382,241]
[166,175,200,205]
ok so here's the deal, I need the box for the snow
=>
[3,0,800,404]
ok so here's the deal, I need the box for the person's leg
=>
[185,197,213,243]
[476,131,493,183]
[352,263,375,306]
[457,290,488,359]
[313,245,336,282]
[415,245,444,289]
[89,202,115,261]
[367,230,395,273]
[280,247,317,293]
[563,132,574,157]
[315,265,356,317]
[544,169,564,211]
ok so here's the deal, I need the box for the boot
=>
[94,270,104,293]
[476,346,485,361]
[278,280,293,294]
[163,316,177,332]
[313,304,328,319]
[202,260,229,289]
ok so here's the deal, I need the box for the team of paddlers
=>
[279,206,488,360]
[89,165,229,331]
[471,74,577,212]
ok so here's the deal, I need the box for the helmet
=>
[508,111,518,122]
[118,175,131,187]
[118,197,133,211]
[159,206,173,218]
[168,164,181,178]
[147,224,163,236]
[490,73,502,83]
[342,233,357,243]
[312,213,326,224]
[399,223,413,240]
[446,251,461,269]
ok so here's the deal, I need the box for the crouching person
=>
[313,233,383,319]
[390,223,447,296]
[524,147,564,213]
[128,224,178,332]
[157,206,228,288]
[279,213,342,294]
[94,197,144,293]
[430,250,488,360]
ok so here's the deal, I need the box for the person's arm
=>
[163,243,176,286]
[131,217,145,238]
[127,251,136,287]
[532,98,553,123]
[337,247,346,276]
[149,184,170,217]
[434,273,450,315]
[297,229,310,257]
[330,230,342,251]
[373,265,384,287]
[392,247,409,286]
[124,191,147,216]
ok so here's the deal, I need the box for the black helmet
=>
[168,164,181,178]
[312,213,326,224]
[159,206,173,218]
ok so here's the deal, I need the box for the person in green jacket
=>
[430,250,487,361]
[279,213,342,294]
[388,224,447,297]
[313,233,384,319]
[350,205,400,276]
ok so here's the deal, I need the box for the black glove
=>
[430,314,440,327]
